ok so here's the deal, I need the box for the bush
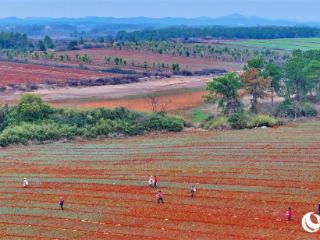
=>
[250,114,283,128]
[302,102,318,117]
[145,113,185,132]
[229,110,250,129]
[0,122,82,146]
[276,99,318,118]
[0,95,185,146]
[276,99,295,118]
[17,94,53,122]
[202,116,229,130]
[190,110,209,123]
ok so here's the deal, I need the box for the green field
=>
[226,38,320,51]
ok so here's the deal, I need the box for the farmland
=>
[0,121,320,239]
[53,90,207,112]
[61,48,243,71]
[225,37,320,51]
[0,62,120,88]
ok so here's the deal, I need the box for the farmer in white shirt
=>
[23,177,29,188]
[148,176,154,187]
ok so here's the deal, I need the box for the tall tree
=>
[263,62,283,109]
[284,56,308,111]
[305,60,320,99]
[43,36,55,49]
[241,59,272,113]
[205,72,243,116]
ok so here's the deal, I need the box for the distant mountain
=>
[0,14,318,27]
[0,14,318,38]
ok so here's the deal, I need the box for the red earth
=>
[0,62,120,87]
[62,48,244,71]
[53,90,207,112]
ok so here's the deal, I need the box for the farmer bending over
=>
[59,197,65,210]
[157,190,164,204]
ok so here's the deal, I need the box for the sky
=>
[0,0,319,22]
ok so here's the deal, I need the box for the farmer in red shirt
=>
[156,190,164,204]
[154,176,158,188]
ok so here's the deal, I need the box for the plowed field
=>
[1,121,320,239]
[0,62,119,87]
[62,48,243,71]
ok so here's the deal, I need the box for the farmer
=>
[156,190,164,204]
[23,177,29,188]
[154,176,158,188]
[148,175,154,187]
[59,197,64,210]
[190,185,197,198]
[286,207,292,221]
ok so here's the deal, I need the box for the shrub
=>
[250,114,282,128]
[276,99,296,118]
[0,95,185,146]
[17,94,53,122]
[276,99,318,118]
[190,110,209,123]
[145,113,185,132]
[229,110,250,129]
[302,102,318,117]
[0,122,82,146]
[202,116,229,130]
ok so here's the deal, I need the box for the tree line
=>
[205,49,320,128]
[110,40,288,63]
[0,32,55,51]
[115,26,320,42]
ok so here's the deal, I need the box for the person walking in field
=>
[190,185,197,198]
[156,190,164,204]
[154,176,158,188]
[286,207,292,221]
[148,175,154,187]
[59,197,64,210]
[23,177,29,188]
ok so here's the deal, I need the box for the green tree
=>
[205,73,243,116]
[172,63,180,72]
[17,94,52,122]
[305,60,320,100]
[43,35,55,49]
[263,62,283,109]
[37,40,46,51]
[284,56,308,113]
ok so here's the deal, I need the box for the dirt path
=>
[0,75,211,104]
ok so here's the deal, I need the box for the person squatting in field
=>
[59,197,64,210]
[157,190,164,204]
[23,177,29,188]
[148,175,154,187]
[190,185,197,198]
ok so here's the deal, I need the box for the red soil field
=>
[0,62,119,87]
[0,121,320,239]
[55,90,207,112]
[62,48,243,71]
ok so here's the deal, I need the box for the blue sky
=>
[0,0,319,21]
